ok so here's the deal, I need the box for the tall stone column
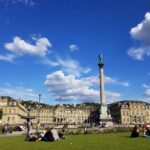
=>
[99,63,105,105]
[98,54,113,126]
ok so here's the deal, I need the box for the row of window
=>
[122,111,150,116]
[7,116,15,122]
[31,110,89,114]
[122,105,150,109]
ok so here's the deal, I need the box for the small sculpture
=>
[107,108,110,116]
[98,54,104,64]
[99,108,102,115]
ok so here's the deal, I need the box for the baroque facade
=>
[30,105,93,125]
[1,96,150,125]
[0,96,94,125]
[0,96,28,125]
[109,100,150,125]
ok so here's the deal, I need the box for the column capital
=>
[98,63,104,68]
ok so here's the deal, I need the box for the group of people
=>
[131,123,150,138]
[27,128,66,142]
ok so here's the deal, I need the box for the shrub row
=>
[65,127,132,135]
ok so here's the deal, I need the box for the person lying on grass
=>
[27,127,66,142]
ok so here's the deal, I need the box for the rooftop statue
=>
[98,54,104,64]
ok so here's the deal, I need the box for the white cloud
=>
[0,0,35,7]
[142,83,150,98]
[43,57,129,86]
[130,12,150,44]
[104,76,116,84]
[128,12,150,60]
[105,91,121,101]
[142,84,150,88]
[69,44,79,52]
[144,89,150,97]
[42,58,60,67]
[118,82,130,87]
[0,86,38,100]
[55,57,91,77]
[127,47,147,60]
[0,54,16,62]
[45,71,121,103]
[104,76,130,87]
[5,36,52,57]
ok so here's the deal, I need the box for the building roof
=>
[0,96,16,101]
[109,100,150,105]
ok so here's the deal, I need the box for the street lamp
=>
[38,94,41,123]
[21,105,35,140]
[37,94,41,133]
[39,94,41,103]
[27,105,31,116]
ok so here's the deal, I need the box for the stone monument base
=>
[100,104,113,127]
[100,118,113,127]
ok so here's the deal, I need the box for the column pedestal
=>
[100,104,113,126]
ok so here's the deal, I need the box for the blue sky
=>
[0,0,150,104]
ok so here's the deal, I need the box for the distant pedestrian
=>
[143,122,148,136]
[36,122,40,133]
[3,124,8,134]
[62,123,68,133]
[84,127,87,134]
[26,119,31,140]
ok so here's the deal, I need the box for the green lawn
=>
[0,133,149,150]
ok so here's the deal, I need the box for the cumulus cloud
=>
[130,12,150,44]
[0,86,38,100]
[42,58,60,67]
[144,89,150,97]
[104,76,130,87]
[127,47,147,60]
[45,71,121,103]
[105,91,121,101]
[142,83,150,98]
[57,58,91,77]
[5,36,52,57]
[69,44,79,52]
[0,54,16,62]
[127,12,150,60]
[142,84,150,88]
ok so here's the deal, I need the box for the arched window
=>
[7,117,10,122]
[12,117,15,123]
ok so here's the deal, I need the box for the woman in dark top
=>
[131,125,139,138]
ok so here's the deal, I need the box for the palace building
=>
[0,96,28,125]
[30,105,93,125]
[109,100,150,125]
[1,96,150,125]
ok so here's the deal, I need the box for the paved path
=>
[0,129,38,137]
[0,131,25,137]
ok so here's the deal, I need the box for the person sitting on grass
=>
[143,122,148,136]
[36,129,54,142]
[143,126,150,138]
[131,125,140,138]
[58,131,66,139]
[36,128,60,142]
[28,134,39,141]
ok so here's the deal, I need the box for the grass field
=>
[0,133,149,150]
